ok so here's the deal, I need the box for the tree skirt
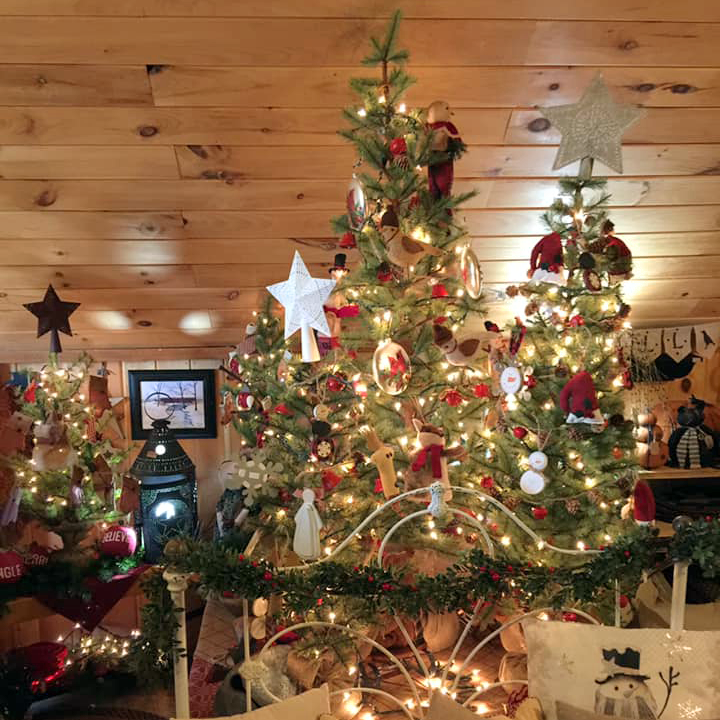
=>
[32,708,168,720]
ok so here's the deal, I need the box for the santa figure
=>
[559,371,604,425]
[528,232,564,284]
[427,100,463,199]
[603,220,633,283]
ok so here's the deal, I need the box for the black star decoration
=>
[23,284,80,354]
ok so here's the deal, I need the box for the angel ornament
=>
[293,488,323,561]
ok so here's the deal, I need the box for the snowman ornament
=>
[520,450,548,495]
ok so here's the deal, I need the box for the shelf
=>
[639,467,720,481]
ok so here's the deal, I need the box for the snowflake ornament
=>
[227,450,283,507]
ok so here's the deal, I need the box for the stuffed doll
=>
[426,100,464,199]
[363,427,398,498]
[634,411,670,469]
[433,323,488,367]
[667,400,717,468]
[528,232,564,284]
[558,371,604,426]
[602,220,633,283]
[410,418,465,500]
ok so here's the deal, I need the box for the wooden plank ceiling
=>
[0,0,719,361]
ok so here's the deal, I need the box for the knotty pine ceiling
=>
[1,0,720,361]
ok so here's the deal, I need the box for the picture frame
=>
[128,369,217,440]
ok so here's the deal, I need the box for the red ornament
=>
[525,375,537,389]
[433,316,448,325]
[480,476,494,489]
[322,470,342,492]
[373,478,384,494]
[612,446,623,459]
[618,594,630,609]
[0,550,25,584]
[23,382,38,403]
[263,571,273,581]
[25,543,50,567]
[532,507,548,520]
[562,612,578,622]
[474,383,491,398]
[513,427,528,439]
[389,137,407,156]
[326,376,344,392]
[377,262,394,282]
[339,231,356,249]
[431,283,449,298]
[100,525,137,558]
[274,403,293,416]
[316,598,323,606]
[443,389,464,407]
[568,315,585,327]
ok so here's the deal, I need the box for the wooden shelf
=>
[639,467,720,481]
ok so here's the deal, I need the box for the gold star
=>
[539,74,645,174]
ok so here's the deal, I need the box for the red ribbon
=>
[323,304,359,318]
[412,444,444,478]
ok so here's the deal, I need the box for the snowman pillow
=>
[524,621,720,720]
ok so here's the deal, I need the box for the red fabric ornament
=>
[632,479,656,524]
[474,383,491,398]
[0,550,25,584]
[480,476,494,489]
[568,315,585,327]
[513,426,528,439]
[529,232,564,274]
[619,594,630,609]
[525,375,537,389]
[558,370,599,419]
[433,316,448,324]
[431,283,449,298]
[443,389,464,407]
[23,382,37,403]
[339,231,356,249]
[532,507,548,520]
[389,137,407,156]
[100,525,137,557]
[274,403,293,416]
[322,470,342,492]
[229,356,240,374]
[377,262,394,282]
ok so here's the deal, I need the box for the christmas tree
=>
[221,13,493,621]
[1,354,129,556]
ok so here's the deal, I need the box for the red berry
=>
[532,507,548,520]
[480,476,494,489]
[263,571,273,581]
[474,383,491,398]
[513,426,528,439]
[624,550,631,558]
[316,598,323,606]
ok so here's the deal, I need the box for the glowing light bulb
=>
[357,108,367,117]
[500,536,511,547]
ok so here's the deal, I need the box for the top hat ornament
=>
[329,253,349,280]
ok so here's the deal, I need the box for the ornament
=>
[410,419,464,501]
[100,525,137,557]
[376,261,394,282]
[25,543,50,567]
[612,446,623,459]
[386,229,442,269]
[427,100,463,198]
[539,74,645,174]
[326,374,345,392]
[442,389,464,407]
[311,405,334,463]
[346,175,367,229]
[458,245,483,299]
[236,391,254,412]
[520,469,546,495]
[532,507,548,520]
[513,427,528,440]
[500,366,522,395]
[293,488,323,561]
[528,232,564,284]
[559,371,604,425]
[379,207,400,242]
[528,451,548,471]
[583,269,602,292]
[480,476,494,489]
[433,324,484,366]
[372,340,411,395]
[389,137,409,168]
[32,414,76,471]
[23,284,80,354]
[363,427,398,498]
[474,383,491,398]
[0,550,24,584]
[236,322,257,357]
[565,498,580,514]
[267,251,336,363]
[431,283,449,298]
[339,231,356,249]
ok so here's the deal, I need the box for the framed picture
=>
[128,369,217,440]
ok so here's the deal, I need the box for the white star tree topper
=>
[540,74,645,174]
[267,251,336,362]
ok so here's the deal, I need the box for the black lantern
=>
[131,419,198,562]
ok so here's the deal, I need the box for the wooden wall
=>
[0,1,719,359]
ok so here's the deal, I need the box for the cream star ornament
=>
[539,74,645,174]
[267,251,336,362]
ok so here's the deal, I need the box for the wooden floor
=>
[1,1,719,360]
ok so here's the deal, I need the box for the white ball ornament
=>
[528,451,548,472]
[500,366,522,395]
[520,469,546,495]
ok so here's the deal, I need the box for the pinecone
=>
[525,301,539,316]
[587,238,608,254]
[567,427,585,441]
[616,474,633,492]
[565,498,581,515]
[587,490,604,506]
[504,496,521,511]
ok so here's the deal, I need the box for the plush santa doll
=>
[621,479,656,525]
[528,232,564,284]
[558,371,604,425]
[317,253,358,356]
[427,100,463,199]
[604,221,633,283]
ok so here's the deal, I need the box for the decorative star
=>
[267,251,336,361]
[678,701,703,720]
[23,284,80,354]
[539,74,645,174]
[660,631,693,662]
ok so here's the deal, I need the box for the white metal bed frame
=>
[163,482,690,718]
